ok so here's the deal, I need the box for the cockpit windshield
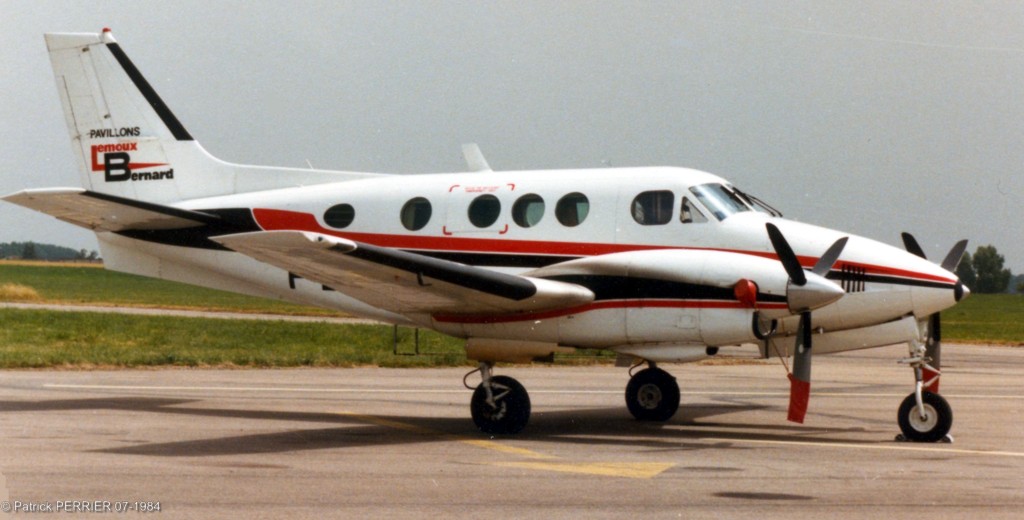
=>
[688,183,751,221]
[688,183,783,220]
[731,187,783,217]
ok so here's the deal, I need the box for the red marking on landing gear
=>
[923,366,940,393]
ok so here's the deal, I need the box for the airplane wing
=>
[211,230,595,315]
[3,188,218,231]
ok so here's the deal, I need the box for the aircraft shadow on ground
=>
[1,395,876,458]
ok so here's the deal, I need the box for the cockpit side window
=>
[688,183,750,221]
[679,196,708,224]
[631,190,674,225]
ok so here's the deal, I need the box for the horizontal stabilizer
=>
[3,188,218,232]
[211,231,594,315]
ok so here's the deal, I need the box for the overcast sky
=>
[2,1,1022,272]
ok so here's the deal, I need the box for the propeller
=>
[900,233,969,393]
[765,223,847,423]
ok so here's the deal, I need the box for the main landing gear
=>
[467,362,531,434]
[896,340,953,443]
[625,363,680,422]
[465,360,683,434]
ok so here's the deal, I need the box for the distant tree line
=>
[0,241,99,262]
[955,245,1017,294]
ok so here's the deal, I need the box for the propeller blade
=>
[940,239,969,272]
[766,223,807,286]
[811,237,849,276]
[901,232,927,259]
[787,311,813,424]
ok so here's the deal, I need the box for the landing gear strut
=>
[625,363,680,422]
[468,362,531,434]
[896,340,953,443]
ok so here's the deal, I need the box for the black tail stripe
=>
[105,43,193,141]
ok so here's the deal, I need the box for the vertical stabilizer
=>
[45,29,379,204]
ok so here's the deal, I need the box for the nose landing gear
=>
[896,340,953,443]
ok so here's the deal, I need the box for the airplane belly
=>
[432,316,562,345]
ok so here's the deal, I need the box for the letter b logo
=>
[104,152,131,182]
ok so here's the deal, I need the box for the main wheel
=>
[471,375,531,434]
[897,391,952,443]
[625,368,680,422]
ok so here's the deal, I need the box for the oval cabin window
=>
[512,194,545,228]
[468,194,501,228]
[324,203,355,229]
[400,197,432,231]
[631,190,674,225]
[555,192,589,227]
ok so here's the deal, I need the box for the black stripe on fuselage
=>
[542,274,789,304]
[105,43,193,141]
[343,242,538,301]
[116,208,260,250]
[825,272,955,291]
[83,191,221,225]
[413,250,578,268]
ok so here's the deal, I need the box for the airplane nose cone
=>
[955,280,970,302]
[787,272,845,313]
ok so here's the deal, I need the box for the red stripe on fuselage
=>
[432,299,791,324]
[250,208,956,284]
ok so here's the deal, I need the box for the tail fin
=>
[46,29,377,204]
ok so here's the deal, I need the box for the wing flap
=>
[3,188,218,231]
[211,230,594,315]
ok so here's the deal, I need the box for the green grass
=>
[0,308,468,368]
[943,294,1024,345]
[0,263,340,315]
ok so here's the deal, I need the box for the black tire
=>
[471,375,531,434]
[897,391,953,443]
[625,368,680,422]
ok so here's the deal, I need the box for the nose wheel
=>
[897,391,952,443]
[625,366,680,422]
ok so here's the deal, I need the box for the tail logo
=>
[89,142,173,182]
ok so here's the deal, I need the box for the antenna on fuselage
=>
[462,143,492,172]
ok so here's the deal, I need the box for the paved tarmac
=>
[0,343,1022,519]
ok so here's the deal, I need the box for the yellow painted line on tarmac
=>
[336,411,553,460]
[491,461,675,479]
[336,411,675,478]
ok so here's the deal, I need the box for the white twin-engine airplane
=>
[6,29,970,441]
